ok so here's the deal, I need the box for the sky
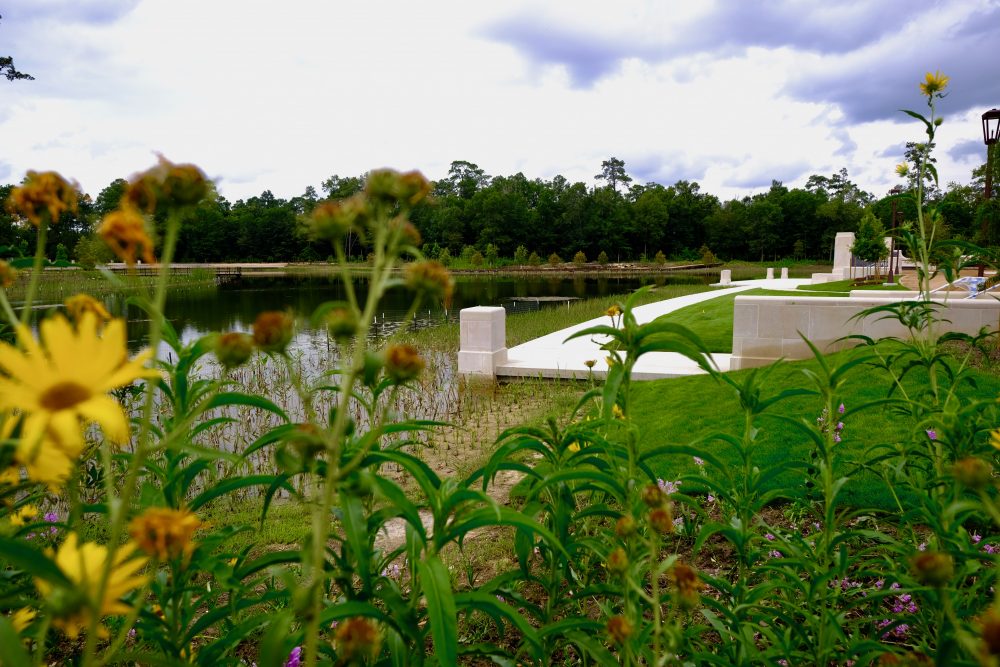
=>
[2,0,999,204]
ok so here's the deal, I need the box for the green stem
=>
[20,215,49,325]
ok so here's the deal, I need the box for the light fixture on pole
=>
[983,108,1000,200]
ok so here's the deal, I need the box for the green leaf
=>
[188,475,293,510]
[202,391,289,421]
[0,616,31,667]
[418,555,458,666]
[0,536,72,587]
[258,611,293,667]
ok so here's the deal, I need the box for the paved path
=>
[496,278,810,380]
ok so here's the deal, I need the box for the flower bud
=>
[641,484,666,508]
[335,617,382,662]
[615,515,637,538]
[669,562,703,610]
[287,423,325,460]
[252,311,294,353]
[405,260,454,304]
[606,615,633,644]
[326,307,359,341]
[649,505,675,534]
[910,551,953,587]
[65,294,111,325]
[160,161,208,208]
[606,547,629,575]
[0,260,17,288]
[214,332,254,369]
[385,344,424,383]
[952,457,992,490]
[309,197,369,241]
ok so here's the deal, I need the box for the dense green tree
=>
[851,212,889,278]
[595,157,632,193]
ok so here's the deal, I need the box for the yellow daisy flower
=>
[35,533,148,638]
[9,607,36,634]
[919,70,949,97]
[9,504,38,527]
[0,313,157,487]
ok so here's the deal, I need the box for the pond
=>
[108,272,717,353]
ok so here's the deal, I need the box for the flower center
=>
[39,382,91,411]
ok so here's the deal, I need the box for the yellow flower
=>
[6,171,78,227]
[0,466,20,486]
[895,163,909,178]
[991,429,1000,451]
[0,313,157,488]
[9,607,36,634]
[612,404,625,420]
[64,294,111,325]
[567,441,581,453]
[0,260,18,289]
[128,507,201,560]
[9,504,38,527]
[919,70,949,97]
[98,205,156,266]
[606,304,622,318]
[35,533,147,638]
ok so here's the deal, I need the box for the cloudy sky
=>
[2,0,999,203]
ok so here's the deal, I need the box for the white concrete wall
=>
[731,295,1000,370]
[457,306,508,375]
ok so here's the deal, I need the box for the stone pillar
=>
[780,267,789,279]
[833,232,856,276]
[766,267,774,280]
[458,307,508,376]
[720,269,731,285]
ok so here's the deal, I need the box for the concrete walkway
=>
[496,278,811,380]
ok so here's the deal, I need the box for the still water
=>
[109,273,715,353]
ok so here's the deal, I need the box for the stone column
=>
[766,267,774,280]
[720,269,731,285]
[833,232,856,278]
[780,267,789,279]
[458,307,508,376]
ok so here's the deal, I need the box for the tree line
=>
[1,157,997,267]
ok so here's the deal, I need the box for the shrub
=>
[573,250,587,264]
[460,245,477,262]
[55,242,69,262]
[471,250,484,266]
[699,244,718,265]
[513,245,528,265]
[654,250,667,265]
[528,251,541,266]
[484,243,499,266]
[438,247,452,266]
[548,252,563,265]
[598,250,609,264]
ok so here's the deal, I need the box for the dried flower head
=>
[309,196,370,241]
[910,551,953,587]
[125,155,208,213]
[365,169,431,208]
[919,70,949,97]
[606,615,633,644]
[252,311,295,353]
[64,294,111,325]
[0,260,18,289]
[214,332,254,369]
[385,344,424,383]
[326,307,359,341]
[98,205,156,266]
[669,562,704,610]
[615,515,637,538]
[649,505,675,534]
[334,617,382,662]
[952,457,992,490]
[583,359,597,369]
[641,483,666,508]
[405,260,454,304]
[7,171,78,226]
[979,606,1000,657]
[128,507,201,560]
[389,217,422,247]
[606,547,629,575]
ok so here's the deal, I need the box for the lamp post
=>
[976,109,1000,276]
[887,185,905,284]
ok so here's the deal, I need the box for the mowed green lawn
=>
[630,344,1000,510]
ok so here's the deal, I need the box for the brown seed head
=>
[641,483,666,508]
[405,260,454,304]
[0,261,18,289]
[252,311,295,353]
[334,617,382,662]
[309,196,370,241]
[125,156,207,213]
[952,457,993,490]
[669,562,703,610]
[979,606,1000,656]
[385,344,424,383]
[128,507,201,560]
[214,332,254,369]
[388,217,422,247]
[396,170,432,206]
[7,171,79,226]
[615,515,637,538]
[877,652,932,666]
[649,505,675,534]
[910,551,954,587]
[606,547,629,575]
[606,615,633,644]
[98,205,156,266]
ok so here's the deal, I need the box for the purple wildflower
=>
[984,543,999,555]
[838,403,845,414]
[926,429,937,440]
[284,646,302,667]
[769,550,782,559]
[693,456,705,467]
[765,533,775,541]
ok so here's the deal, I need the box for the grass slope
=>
[630,345,1000,510]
